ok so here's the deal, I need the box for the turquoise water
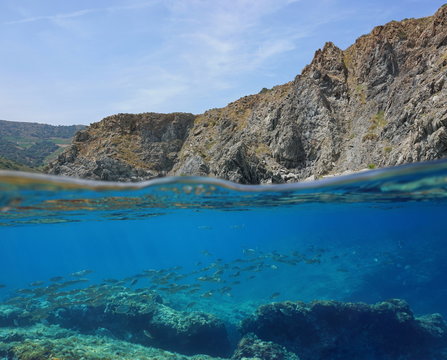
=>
[1,160,447,359]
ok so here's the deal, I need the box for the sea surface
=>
[0,160,447,359]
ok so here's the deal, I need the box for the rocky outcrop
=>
[3,297,447,359]
[0,305,33,327]
[42,292,230,357]
[49,112,195,181]
[232,333,299,360]
[48,5,447,183]
[0,324,223,360]
[240,299,447,360]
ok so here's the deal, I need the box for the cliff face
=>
[48,5,447,183]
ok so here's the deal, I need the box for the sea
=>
[0,159,446,359]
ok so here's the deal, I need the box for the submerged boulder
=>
[240,299,447,360]
[148,304,230,357]
[232,333,299,360]
[47,291,231,357]
[0,305,34,327]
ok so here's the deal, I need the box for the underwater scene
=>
[1,160,447,360]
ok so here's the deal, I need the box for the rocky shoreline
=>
[48,5,447,184]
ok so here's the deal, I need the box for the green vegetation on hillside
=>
[0,119,85,170]
[0,155,34,171]
[0,120,84,139]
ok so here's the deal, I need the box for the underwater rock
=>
[47,292,230,357]
[147,304,231,357]
[240,299,447,360]
[0,324,224,360]
[232,333,299,360]
[0,305,33,327]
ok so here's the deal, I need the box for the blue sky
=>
[0,0,445,125]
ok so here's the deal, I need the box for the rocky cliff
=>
[48,5,447,183]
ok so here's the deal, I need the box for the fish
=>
[174,285,190,291]
[29,281,45,287]
[243,248,257,255]
[103,278,119,284]
[201,291,214,298]
[143,330,154,339]
[199,266,212,272]
[242,264,261,271]
[16,288,33,294]
[198,226,212,230]
[173,274,187,281]
[5,296,23,304]
[304,258,321,264]
[49,276,64,282]
[201,250,212,256]
[70,269,93,277]
[59,279,90,288]
[143,269,159,275]
[130,278,139,286]
[213,269,224,276]
[115,305,130,314]
[0,284,6,288]
[270,292,280,299]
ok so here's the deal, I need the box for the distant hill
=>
[0,120,85,170]
[0,155,34,172]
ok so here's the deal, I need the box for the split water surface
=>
[0,160,446,359]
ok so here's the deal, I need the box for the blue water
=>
[1,160,447,358]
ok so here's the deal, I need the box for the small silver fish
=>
[143,329,154,339]
[71,269,94,277]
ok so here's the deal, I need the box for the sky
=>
[0,0,445,126]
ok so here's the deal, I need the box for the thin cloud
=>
[1,0,395,125]
[109,0,313,114]
[115,84,189,113]
[166,0,306,76]
[5,8,97,25]
[5,1,159,25]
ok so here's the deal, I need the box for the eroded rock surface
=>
[39,291,230,357]
[240,299,447,360]
[232,333,299,360]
